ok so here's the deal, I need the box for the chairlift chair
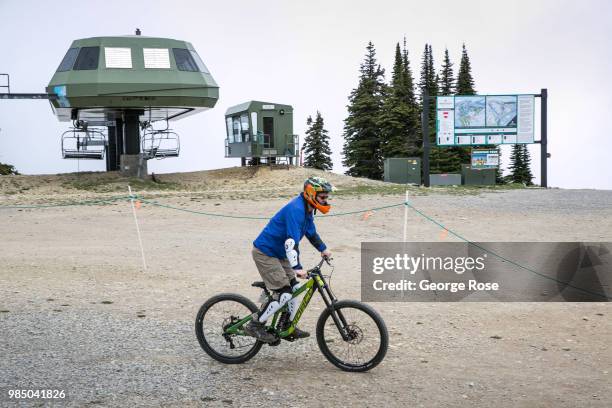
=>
[61,127,106,159]
[141,125,180,159]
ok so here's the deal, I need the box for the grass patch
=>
[333,182,529,197]
[433,183,530,195]
[334,184,426,197]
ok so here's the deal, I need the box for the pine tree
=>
[455,44,477,166]
[379,43,418,158]
[456,43,476,95]
[401,38,420,155]
[508,144,524,184]
[419,44,449,174]
[520,145,534,185]
[418,44,438,137]
[303,111,333,171]
[0,162,19,175]
[342,42,386,179]
[438,48,455,96]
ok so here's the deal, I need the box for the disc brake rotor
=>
[345,324,364,345]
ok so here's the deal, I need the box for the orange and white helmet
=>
[303,176,333,214]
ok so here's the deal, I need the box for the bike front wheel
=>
[195,293,263,364]
[316,300,388,372]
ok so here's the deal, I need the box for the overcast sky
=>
[0,0,611,189]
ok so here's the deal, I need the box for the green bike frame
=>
[224,266,350,340]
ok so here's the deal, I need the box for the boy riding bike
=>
[244,176,333,343]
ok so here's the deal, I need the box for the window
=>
[251,112,258,141]
[73,46,100,70]
[189,51,210,73]
[240,114,250,142]
[173,48,198,71]
[105,47,132,68]
[226,117,234,143]
[57,48,79,72]
[143,48,170,68]
[232,116,242,143]
[172,48,210,73]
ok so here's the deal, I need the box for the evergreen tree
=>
[456,43,476,95]
[401,38,420,155]
[379,43,418,158]
[495,147,505,184]
[438,48,455,96]
[418,44,438,138]
[303,111,333,171]
[508,144,524,184]
[0,162,19,175]
[455,44,477,166]
[520,145,534,185]
[342,42,386,179]
[419,44,452,174]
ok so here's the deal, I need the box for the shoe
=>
[291,327,310,339]
[243,320,276,343]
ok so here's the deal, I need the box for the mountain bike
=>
[195,258,388,372]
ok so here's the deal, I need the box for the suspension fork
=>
[315,274,350,341]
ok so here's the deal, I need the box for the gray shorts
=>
[252,246,295,291]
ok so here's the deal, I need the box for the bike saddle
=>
[251,281,266,289]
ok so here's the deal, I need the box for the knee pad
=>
[259,292,292,322]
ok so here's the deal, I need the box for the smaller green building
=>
[462,164,496,185]
[225,101,298,165]
[383,158,421,185]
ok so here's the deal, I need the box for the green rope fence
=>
[138,197,406,220]
[0,193,608,299]
[402,201,610,300]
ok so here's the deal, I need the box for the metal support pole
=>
[540,88,548,188]
[422,94,430,187]
[115,117,125,159]
[106,126,115,171]
[116,117,124,168]
[124,111,141,155]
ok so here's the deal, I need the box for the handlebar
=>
[307,256,333,277]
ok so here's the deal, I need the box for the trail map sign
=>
[471,149,499,169]
[437,94,535,146]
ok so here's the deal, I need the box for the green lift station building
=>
[44,32,219,175]
[224,101,298,165]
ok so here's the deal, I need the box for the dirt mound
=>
[156,166,385,192]
[0,166,396,204]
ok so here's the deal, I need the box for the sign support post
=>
[422,94,430,187]
[539,88,548,188]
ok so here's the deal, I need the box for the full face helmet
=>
[303,176,333,214]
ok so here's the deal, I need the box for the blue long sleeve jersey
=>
[253,194,327,270]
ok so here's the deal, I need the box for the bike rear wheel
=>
[316,300,388,372]
[195,293,263,364]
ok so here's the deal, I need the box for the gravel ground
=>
[420,188,612,213]
[1,185,611,407]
